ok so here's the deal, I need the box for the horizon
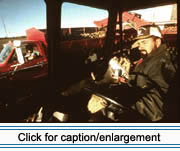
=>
[0,0,176,38]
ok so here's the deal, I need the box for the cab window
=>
[112,4,177,63]
[130,4,177,48]
[22,43,41,62]
[61,2,108,42]
[8,51,18,64]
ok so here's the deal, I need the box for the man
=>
[25,45,40,61]
[88,24,178,122]
[128,24,177,121]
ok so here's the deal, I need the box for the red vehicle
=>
[0,27,105,85]
[0,39,48,82]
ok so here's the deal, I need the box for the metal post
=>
[177,1,180,85]
[119,10,123,51]
[104,8,118,59]
[45,0,61,82]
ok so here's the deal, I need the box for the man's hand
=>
[87,94,107,114]
[119,57,131,78]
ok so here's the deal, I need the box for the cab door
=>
[7,42,48,82]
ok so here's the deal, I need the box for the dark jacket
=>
[129,44,177,121]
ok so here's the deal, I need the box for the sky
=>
[0,0,46,38]
[130,5,173,22]
[0,0,176,38]
[61,3,108,28]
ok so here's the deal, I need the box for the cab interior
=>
[0,0,178,122]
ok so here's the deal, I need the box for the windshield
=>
[0,45,13,63]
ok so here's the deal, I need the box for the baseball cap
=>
[134,24,162,40]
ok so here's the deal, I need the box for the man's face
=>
[136,37,156,55]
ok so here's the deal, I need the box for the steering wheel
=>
[82,83,134,121]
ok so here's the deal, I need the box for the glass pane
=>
[61,2,108,41]
[0,0,47,78]
[0,0,46,37]
[130,4,177,47]
[113,4,177,61]
[60,2,108,87]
